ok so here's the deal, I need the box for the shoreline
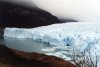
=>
[0,44,76,67]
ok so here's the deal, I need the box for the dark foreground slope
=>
[0,1,62,28]
[0,44,76,67]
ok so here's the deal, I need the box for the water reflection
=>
[3,37,52,53]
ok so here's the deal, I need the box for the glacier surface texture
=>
[4,22,100,66]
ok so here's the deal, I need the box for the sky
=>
[32,0,100,22]
[2,0,100,22]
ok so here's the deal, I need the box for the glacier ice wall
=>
[4,22,100,67]
[4,22,100,51]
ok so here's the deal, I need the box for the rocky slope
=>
[0,44,76,67]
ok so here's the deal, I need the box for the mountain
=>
[0,1,62,28]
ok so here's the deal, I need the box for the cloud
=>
[32,0,100,22]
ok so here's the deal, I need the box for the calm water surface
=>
[0,36,53,54]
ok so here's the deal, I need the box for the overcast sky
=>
[32,0,100,22]
[2,0,100,22]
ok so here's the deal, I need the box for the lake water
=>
[0,36,54,54]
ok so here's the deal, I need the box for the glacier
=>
[4,22,100,51]
[4,22,100,66]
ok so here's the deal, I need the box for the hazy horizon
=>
[1,0,100,22]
